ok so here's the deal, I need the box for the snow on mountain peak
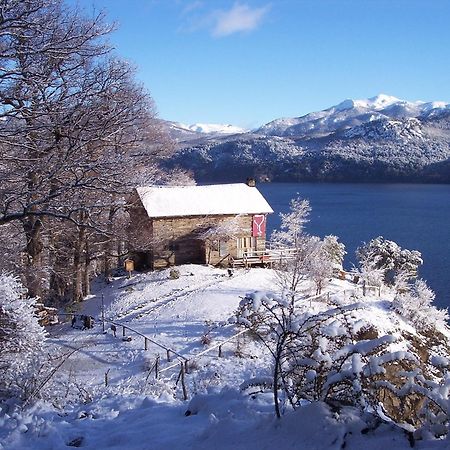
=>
[177,122,247,135]
[334,94,402,112]
[257,94,449,138]
[367,94,402,109]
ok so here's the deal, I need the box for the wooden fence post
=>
[122,326,126,337]
[218,345,222,357]
[101,294,105,333]
[105,369,110,387]
[180,363,188,401]
[166,350,171,362]
[155,356,160,379]
[144,337,148,351]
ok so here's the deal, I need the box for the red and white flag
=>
[252,214,266,237]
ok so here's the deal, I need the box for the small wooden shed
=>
[128,182,273,270]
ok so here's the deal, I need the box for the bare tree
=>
[308,240,334,295]
[197,215,246,264]
[270,196,316,300]
[0,0,173,299]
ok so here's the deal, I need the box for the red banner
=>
[252,214,266,237]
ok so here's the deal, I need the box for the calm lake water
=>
[258,183,450,309]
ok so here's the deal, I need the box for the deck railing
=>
[231,246,298,267]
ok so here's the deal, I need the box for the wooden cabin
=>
[128,182,273,270]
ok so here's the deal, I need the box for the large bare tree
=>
[0,0,172,299]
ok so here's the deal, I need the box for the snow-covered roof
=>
[136,183,273,218]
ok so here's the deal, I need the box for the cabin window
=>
[210,240,219,252]
[219,240,228,257]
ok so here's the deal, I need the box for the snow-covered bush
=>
[322,235,346,271]
[232,289,450,437]
[357,237,422,284]
[357,260,385,288]
[0,274,46,401]
[392,279,449,332]
[307,240,334,295]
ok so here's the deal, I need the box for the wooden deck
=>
[230,248,298,268]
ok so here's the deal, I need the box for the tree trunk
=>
[273,335,286,419]
[73,222,86,302]
[22,217,44,299]
[103,205,116,279]
[82,235,91,297]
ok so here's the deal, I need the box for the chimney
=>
[246,177,256,187]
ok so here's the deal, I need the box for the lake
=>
[258,183,450,309]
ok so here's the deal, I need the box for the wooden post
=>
[155,356,160,379]
[327,292,330,302]
[105,369,110,387]
[122,326,126,337]
[180,363,188,401]
[218,345,222,357]
[144,337,148,351]
[166,349,171,362]
[184,360,189,374]
[101,294,105,333]
[378,286,381,297]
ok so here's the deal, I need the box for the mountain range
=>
[163,94,450,183]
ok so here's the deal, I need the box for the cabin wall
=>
[127,193,154,270]
[151,214,267,269]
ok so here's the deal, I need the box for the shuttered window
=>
[237,237,257,257]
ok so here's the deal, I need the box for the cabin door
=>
[174,239,204,265]
[236,237,257,258]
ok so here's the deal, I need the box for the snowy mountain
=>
[165,95,450,183]
[177,122,247,135]
[256,94,450,138]
[162,120,247,145]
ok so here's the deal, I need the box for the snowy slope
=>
[3,265,450,449]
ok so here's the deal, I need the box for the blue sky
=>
[76,0,450,128]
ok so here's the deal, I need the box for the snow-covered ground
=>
[1,265,449,449]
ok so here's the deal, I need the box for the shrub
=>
[0,274,46,401]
